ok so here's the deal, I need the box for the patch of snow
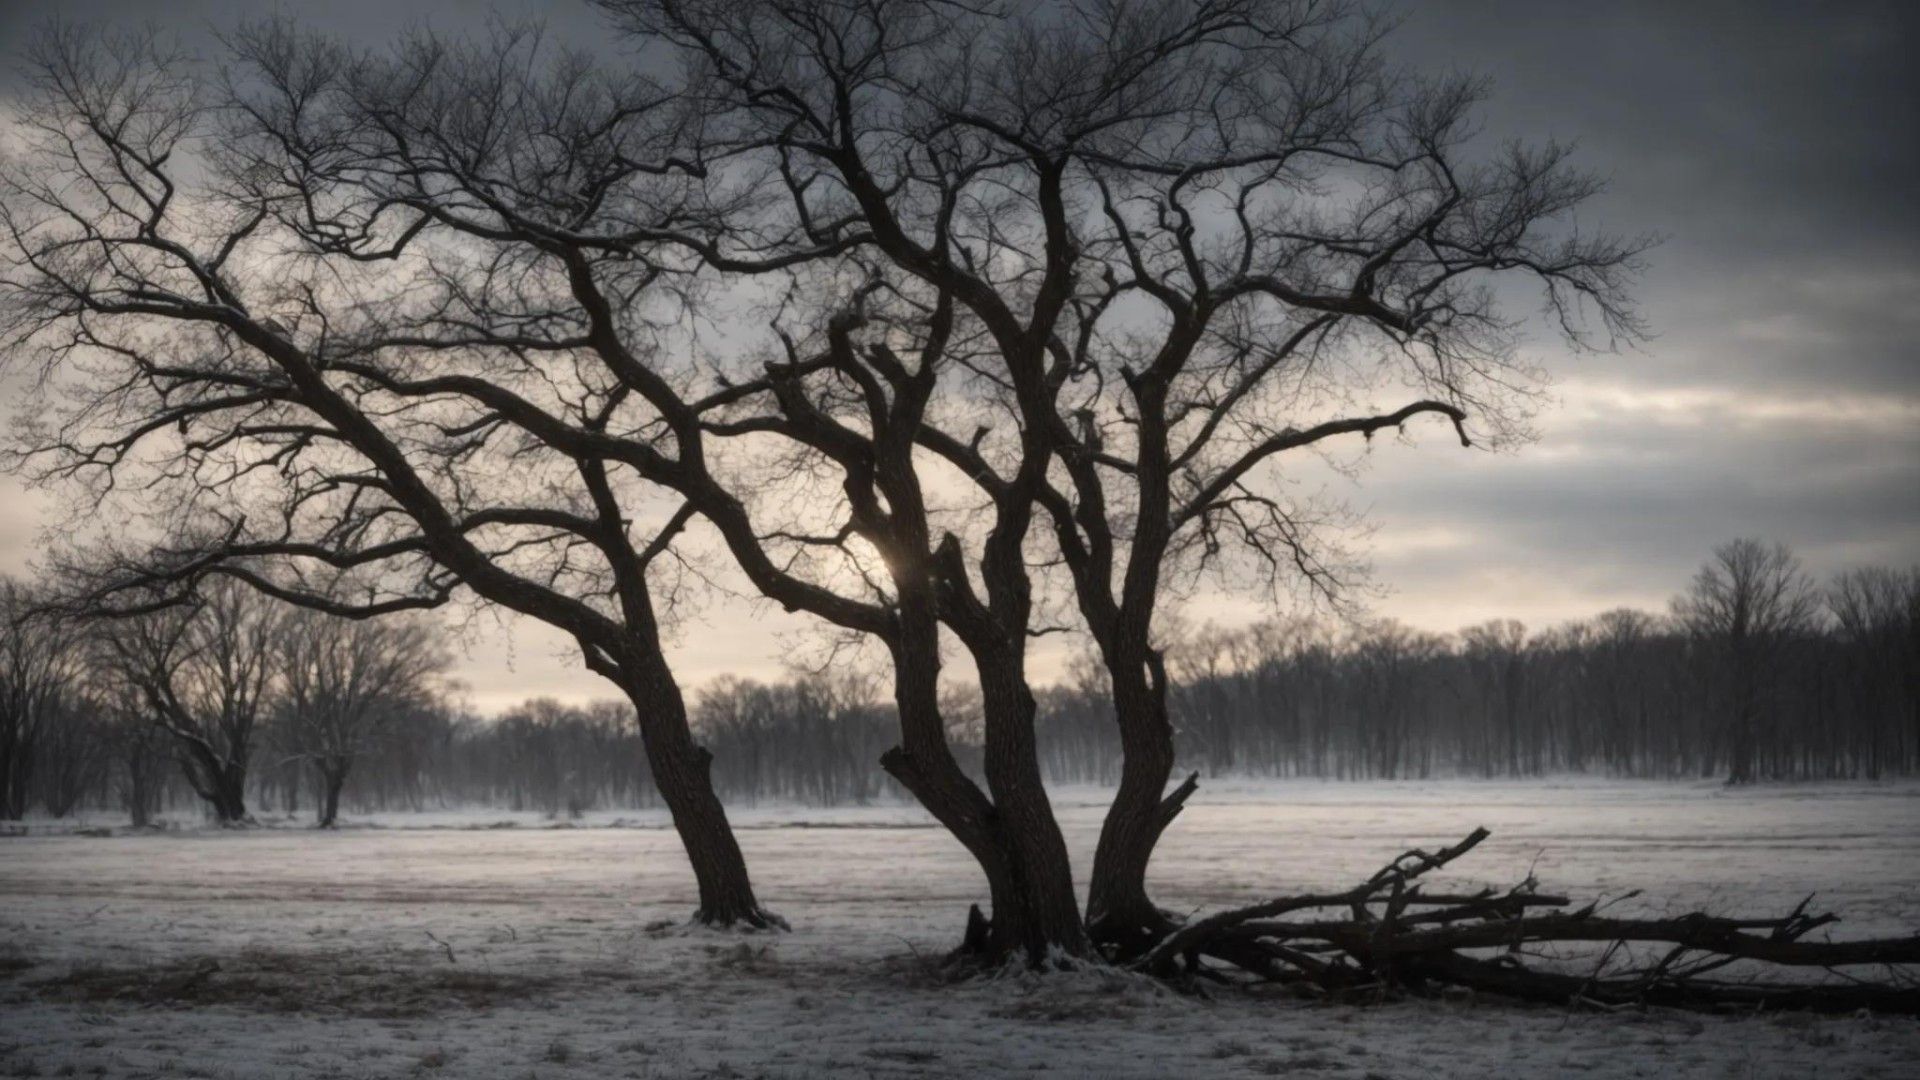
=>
[1,779,1914,1078]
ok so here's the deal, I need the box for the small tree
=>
[1826,566,1920,777]
[1673,539,1820,784]
[91,578,286,824]
[281,608,449,827]
[103,688,170,828]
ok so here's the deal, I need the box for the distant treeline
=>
[1041,609,1916,785]
[3,546,1914,822]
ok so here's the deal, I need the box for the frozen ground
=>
[2,779,1916,1078]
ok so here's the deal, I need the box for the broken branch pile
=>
[1130,828,1920,1014]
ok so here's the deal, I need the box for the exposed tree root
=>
[942,905,1111,975]
[1114,828,1920,1015]
[689,906,791,933]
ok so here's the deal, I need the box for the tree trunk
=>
[623,657,778,929]
[125,753,153,829]
[883,740,1036,962]
[1728,655,1758,785]
[315,763,346,828]
[211,765,249,825]
[177,744,250,825]
[1088,655,1188,955]
[972,646,1091,963]
[0,741,28,820]
[874,602,1089,966]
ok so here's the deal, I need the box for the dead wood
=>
[1129,828,1920,1015]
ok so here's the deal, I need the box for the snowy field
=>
[2,779,1916,1078]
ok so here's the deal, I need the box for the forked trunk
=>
[166,727,251,826]
[893,746,1090,966]
[878,614,1089,966]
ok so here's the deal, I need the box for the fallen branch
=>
[1143,828,1491,974]
[1129,827,1920,1015]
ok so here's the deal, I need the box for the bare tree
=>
[0,579,84,819]
[1827,566,1920,779]
[1673,539,1821,784]
[1587,608,1664,774]
[0,11,1126,952]
[592,0,1642,956]
[280,608,449,827]
[101,685,170,828]
[1460,620,1531,777]
[88,578,286,824]
[32,690,107,818]
[0,21,790,925]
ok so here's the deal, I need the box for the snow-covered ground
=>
[2,779,1915,1078]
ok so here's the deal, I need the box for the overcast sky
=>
[1,0,1915,712]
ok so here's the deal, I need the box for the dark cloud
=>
[1388,0,1920,395]
[1390,1,1920,258]
[0,0,598,45]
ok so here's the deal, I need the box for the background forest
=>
[5,540,1912,826]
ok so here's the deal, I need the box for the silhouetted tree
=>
[0,580,83,819]
[281,608,450,827]
[0,19,786,925]
[91,579,285,824]
[1673,539,1820,784]
[586,0,1642,958]
[1827,567,1920,778]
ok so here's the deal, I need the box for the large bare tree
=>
[595,0,1642,956]
[0,20,795,924]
